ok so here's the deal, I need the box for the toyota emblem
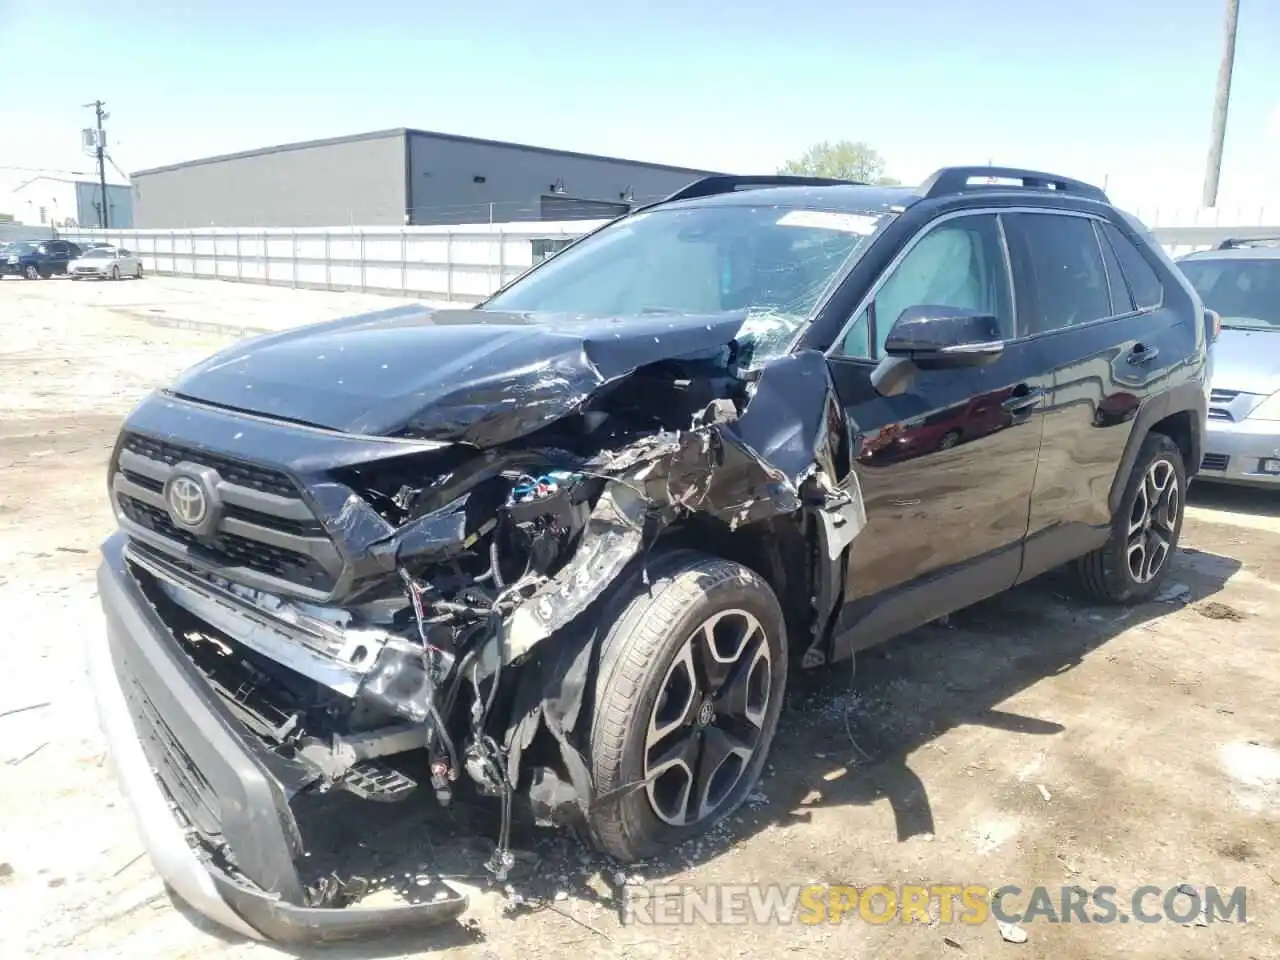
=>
[166,475,208,527]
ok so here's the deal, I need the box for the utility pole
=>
[1202,0,1240,208]
[83,100,109,228]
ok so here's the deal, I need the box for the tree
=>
[779,140,900,185]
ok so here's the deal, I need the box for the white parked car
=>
[69,245,143,280]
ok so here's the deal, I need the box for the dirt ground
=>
[1,275,1278,960]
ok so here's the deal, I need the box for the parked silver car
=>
[69,245,143,280]
[1178,238,1280,487]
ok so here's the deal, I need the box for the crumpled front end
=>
[91,533,470,943]
[93,311,866,942]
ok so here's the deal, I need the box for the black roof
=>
[663,183,919,213]
[655,166,1111,216]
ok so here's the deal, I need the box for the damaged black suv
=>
[92,167,1209,942]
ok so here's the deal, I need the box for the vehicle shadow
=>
[762,549,1239,844]
[205,545,1240,956]
[1189,479,1280,518]
[488,543,1241,909]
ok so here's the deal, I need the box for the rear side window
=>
[1094,222,1134,314]
[1101,222,1163,310]
[1004,213,1112,335]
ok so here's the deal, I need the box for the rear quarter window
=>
[1101,222,1164,310]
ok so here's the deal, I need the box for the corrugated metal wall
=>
[405,131,711,225]
[130,132,408,228]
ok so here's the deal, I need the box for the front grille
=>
[112,431,341,595]
[119,656,222,838]
[1208,409,1233,421]
[118,497,335,589]
[1210,389,1241,404]
[1201,453,1230,471]
[123,433,296,498]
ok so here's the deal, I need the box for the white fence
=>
[54,216,1280,305]
[60,221,607,304]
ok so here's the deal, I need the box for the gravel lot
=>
[2,275,1278,960]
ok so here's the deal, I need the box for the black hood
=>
[168,305,752,447]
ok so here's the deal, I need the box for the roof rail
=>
[662,174,862,204]
[1216,236,1280,250]
[919,166,1109,203]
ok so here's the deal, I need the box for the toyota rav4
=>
[91,167,1209,943]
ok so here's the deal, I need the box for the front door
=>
[825,211,1049,653]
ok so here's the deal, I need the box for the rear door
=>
[825,211,1050,650]
[1002,210,1179,581]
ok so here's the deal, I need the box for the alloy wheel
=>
[1127,458,1179,583]
[643,609,773,827]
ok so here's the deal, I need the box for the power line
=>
[1202,0,1240,208]
[104,152,130,183]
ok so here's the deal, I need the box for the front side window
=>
[1003,213,1112,335]
[487,204,885,364]
[1178,258,1280,329]
[837,214,1013,359]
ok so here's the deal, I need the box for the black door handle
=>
[1127,343,1159,365]
[1002,386,1045,413]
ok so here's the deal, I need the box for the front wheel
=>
[1073,432,1186,603]
[586,551,787,862]
[110,265,120,281]
[23,264,40,280]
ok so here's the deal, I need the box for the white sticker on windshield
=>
[776,210,879,235]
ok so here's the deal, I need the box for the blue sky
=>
[2,0,1278,215]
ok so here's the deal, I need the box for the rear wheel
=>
[1074,432,1186,603]
[587,551,787,862]
[937,429,962,451]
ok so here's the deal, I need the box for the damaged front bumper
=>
[90,532,469,944]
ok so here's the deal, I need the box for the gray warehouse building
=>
[129,128,719,228]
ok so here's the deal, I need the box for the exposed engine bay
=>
[111,307,867,903]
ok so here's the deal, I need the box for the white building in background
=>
[5,174,133,228]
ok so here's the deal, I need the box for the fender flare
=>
[1107,380,1206,516]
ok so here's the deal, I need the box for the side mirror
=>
[882,305,1005,369]
[1204,307,1221,344]
[871,306,1005,397]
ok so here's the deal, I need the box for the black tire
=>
[110,265,120,281]
[587,550,787,862]
[1074,432,1186,604]
[23,264,40,280]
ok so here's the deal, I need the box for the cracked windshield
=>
[488,205,884,363]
